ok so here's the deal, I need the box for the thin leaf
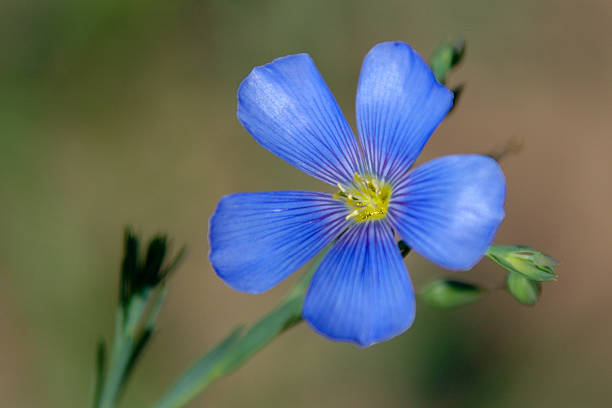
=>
[160,246,187,282]
[92,340,106,408]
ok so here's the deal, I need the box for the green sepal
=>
[420,280,486,309]
[448,84,464,113]
[398,240,411,257]
[487,245,558,282]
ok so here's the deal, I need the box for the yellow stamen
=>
[345,209,360,220]
[335,174,391,223]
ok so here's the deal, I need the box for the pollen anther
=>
[334,174,391,223]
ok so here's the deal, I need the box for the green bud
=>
[120,228,185,309]
[486,245,558,282]
[421,280,486,309]
[506,271,541,306]
[428,36,465,84]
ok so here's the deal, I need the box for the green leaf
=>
[92,340,106,408]
[420,280,486,309]
[506,271,541,306]
[160,246,187,281]
[487,245,558,281]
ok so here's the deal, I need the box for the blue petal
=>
[388,155,506,270]
[209,191,350,293]
[238,54,363,186]
[303,221,415,347]
[356,41,454,183]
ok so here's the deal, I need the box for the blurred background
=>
[1,0,611,406]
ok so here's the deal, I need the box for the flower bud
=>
[120,228,185,308]
[486,245,558,282]
[506,271,541,306]
[428,37,465,84]
[421,280,486,309]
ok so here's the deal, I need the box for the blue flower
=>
[209,41,506,347]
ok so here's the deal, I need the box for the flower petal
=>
[209,191,350,293]
[388,155,506,270]
[356,41,454,183]
[238,54,363,185]
[303,221,415,347]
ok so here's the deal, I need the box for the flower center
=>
[334,173,392,222]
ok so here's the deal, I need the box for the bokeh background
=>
[2,0,611,407]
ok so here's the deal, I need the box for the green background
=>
[1,0,611,406]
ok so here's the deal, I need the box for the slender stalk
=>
[97,297,148,408]
[93,230,184,408]
[92,341,106,408]
[152,246,329,408]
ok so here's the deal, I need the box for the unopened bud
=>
[421,280,485,309]
[120,228,185,309]
[428,36,465,84]
[486,245,558,282]
[506,271,541,306]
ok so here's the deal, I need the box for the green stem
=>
[97,296,148,408]
[92,341,106,408]
[153,246,329,408]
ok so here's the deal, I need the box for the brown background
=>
[1,0,611,406]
